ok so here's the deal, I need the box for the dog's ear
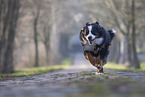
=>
[95,21,99,24]
[86,22,89,26]
[80,27,86,34]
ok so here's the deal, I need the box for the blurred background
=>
[0,0,145,74]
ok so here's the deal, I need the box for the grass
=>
[0,58,71,80]
[104,62,145,72]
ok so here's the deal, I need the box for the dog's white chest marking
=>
[84,37,104,51]
[95,37,104,45]
[84,43,96,51]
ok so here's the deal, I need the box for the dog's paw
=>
[95,72,104,75]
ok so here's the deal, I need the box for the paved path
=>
[0,53,145,97]
[58,52,96,73]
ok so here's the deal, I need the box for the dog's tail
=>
[108,29,116,40]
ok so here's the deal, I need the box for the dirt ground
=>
[0,53,145,97]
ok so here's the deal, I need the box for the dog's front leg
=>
[96,64,104,73]
[95,59,104,74]
[85,51,96,66]
[83,50,90,60]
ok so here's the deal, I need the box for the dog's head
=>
[82,22,104,45]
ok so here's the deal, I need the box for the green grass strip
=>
[104,62,145,72]
[0,58,71,80]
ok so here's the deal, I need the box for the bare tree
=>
[33,0,41,67]
[38,0,52,64]
[105,0,143,68]
[131,0,140,68]
[0,0,20,73]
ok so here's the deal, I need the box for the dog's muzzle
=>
[88,36,93,45]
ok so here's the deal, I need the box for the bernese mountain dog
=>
[79,22,116,75]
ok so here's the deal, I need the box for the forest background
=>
[0,0,145,73]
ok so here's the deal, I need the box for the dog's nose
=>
[88,36,92,40]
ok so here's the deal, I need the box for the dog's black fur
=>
[79,22,116,74]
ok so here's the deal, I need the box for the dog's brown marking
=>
[86,52,101,67]
[86,52,96,66]
[85,52,105,73]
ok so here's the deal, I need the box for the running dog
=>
[79,22,116,75]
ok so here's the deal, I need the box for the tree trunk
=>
[119,37,126,64]
[131,0,140,68]
[44,42,50,64]
[0,0,10,71]
[33,1,41,67]
[50,0,60,64]
[34,22,39,67]
[1,0,20,73]
[43,24,50,64]
[115,39,121,63]
[125,35,133,67]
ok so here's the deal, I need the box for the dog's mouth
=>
[88,38,96,45]
[86,35,100,45]
[89,40,93,45]
[88,36,100,45]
